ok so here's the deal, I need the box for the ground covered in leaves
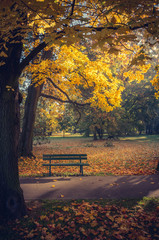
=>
[1,198,159,240]
[2,136,158,239]
[19,136,159,177]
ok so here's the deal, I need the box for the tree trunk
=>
[19,49,52,157]
[0,9,47,218]
[19,83,43,157]
[96,126,104,139]
[0,52,27,221]
[84,128,90,137]
[93,127,97,140]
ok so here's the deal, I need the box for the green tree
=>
[105,77,159,136]
[122,80,159,135]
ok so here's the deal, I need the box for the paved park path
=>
[20,174,159,200]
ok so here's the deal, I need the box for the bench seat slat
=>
[43,154,87,157]
[43,163,89,167]
[43,157,87,160]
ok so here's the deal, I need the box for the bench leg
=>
[80,166,83,176]
[49,165,51,176]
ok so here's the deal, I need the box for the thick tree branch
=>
[41,92,83,127]
[47,77,73,103]
[92,20,157,32]
[18,42,46,74]
[46,77,89,107]
[42,76,90,106]
[41,92,89,107]
[18,17,156,74]
[70,0,76,16]
[41,93,70,103]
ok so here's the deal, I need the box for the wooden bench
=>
[43,154,89,176]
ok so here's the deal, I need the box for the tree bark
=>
[93,127,97,140]
[96,126,104,139]
[19,83,43,157]
[19,49,52,157]
[0,43,27,221]
[0,4,47,219]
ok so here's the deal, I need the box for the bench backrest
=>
[43,154,87,161]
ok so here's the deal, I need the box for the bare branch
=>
[41,92,90,107]
[40,93,70,103]
[91,20,157,32]
[42,77,90,107]
[119,41,134,52]
[47,77,72,102]
[41,92,83,127]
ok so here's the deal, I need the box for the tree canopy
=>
[1,0,158,70]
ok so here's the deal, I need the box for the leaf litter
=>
[2,199,159,240]
[19,138,159,176]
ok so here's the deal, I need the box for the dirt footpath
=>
[20,175,159,200]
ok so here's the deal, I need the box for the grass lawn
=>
[1,198,159,240]
[19,135,159,177]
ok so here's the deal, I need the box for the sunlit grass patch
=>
[120,134,159,142]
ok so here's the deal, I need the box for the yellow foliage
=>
[1,0,157,58]
[151,66,159,98]
[25,40,152,112]
[27,44,128,112]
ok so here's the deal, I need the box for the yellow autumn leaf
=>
[40,215,49,221]
[63,206,69,211]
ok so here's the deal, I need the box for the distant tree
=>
[106,78,159,136]
[33,98,61,139]
[68,74,159,138]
